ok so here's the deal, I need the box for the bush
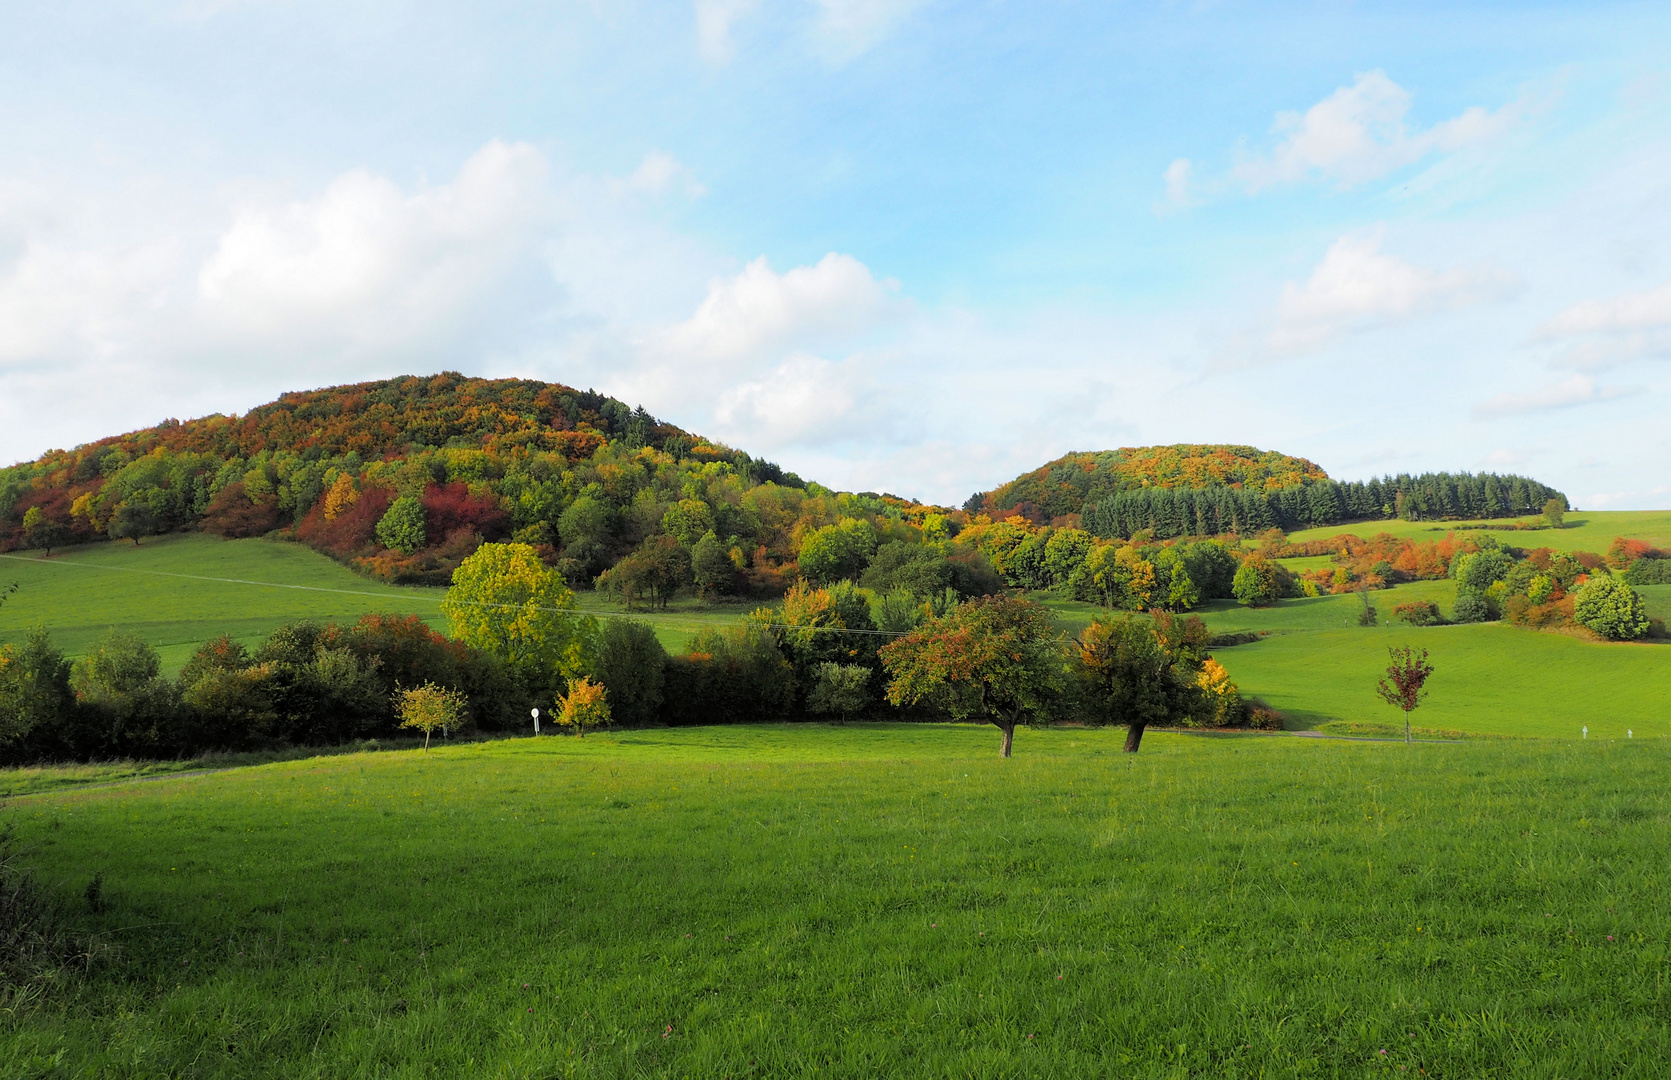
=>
[591,619,667,728]
[662,624,796,726]
[71,631,179,757]
[1232,559,1280,606]
[1622,557,1671,585]
[1244,698,1283,731]
[1572,576,1650,640]
[376,496,428,554]
[1391,601,1444,627]
[806,663,871,720]
[1451,593,1493,624]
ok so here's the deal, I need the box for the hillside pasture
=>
[5,725,1671,1077]
[1283,508,1671,554]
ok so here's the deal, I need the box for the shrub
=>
[1232,558,1280,607]
[1392,601,1444,626]
[1451,593,1493,624]
[199,483,284,538]
[556,677,611,737]
[71,630,179,758]
[591,619,667,728]
[807,663,871,720]
[1572,576,1650,641]
[662,624,796,726]
[1244,698,1283,731]
[397,682,468,749]
[1622,557,1671,585]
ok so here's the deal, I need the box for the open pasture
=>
[5,725,1671,1077]
[1284,509,1671,554]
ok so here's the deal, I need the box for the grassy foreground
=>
[5,725,1671,1077]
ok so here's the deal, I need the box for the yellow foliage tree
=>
[556,676,611,737]
[397,682,468,750]
[322,473,359,521]
[441,542,595,695]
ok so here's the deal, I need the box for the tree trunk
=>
[1124,722,1146,753]
[997,722,1014,758]
[424,729,431,751]
[1404,709,1412,744]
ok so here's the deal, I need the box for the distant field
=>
[7,725,1671,1076]
[0,535,742,669]
[1285,508,1671,553]
[0,535,449,671]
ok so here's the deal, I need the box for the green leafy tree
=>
[600,536,692,609]
[661,499,714,547]
[807,662,871,721]
[1572,575,1650,641]
[107,501,159,545]
[1543,498,1565,528]
[442,542,594,697]
[0,629,74,747]
[880,595,1062,758]
[1075,611,1211,752]
[691,531,738,598]
[1375,645,1434,743]
[375,495,428,554]
[591,618,666,727]
[397,682,467,749]
[1232,558,1280,607]
[797,518,878,585]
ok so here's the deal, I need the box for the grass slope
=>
[1284,509,1671,553]
[0,535,449,673]
[0,535,733,670]
[6,725,1671,1077]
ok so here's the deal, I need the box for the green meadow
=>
[6,725,1671,1077]
[1284,509,1671,554]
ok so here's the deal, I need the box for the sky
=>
[2,1,1669,509]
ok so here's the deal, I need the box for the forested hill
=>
[971,444,1567,539]
[0,373,862,585]
[969,445,1330,520]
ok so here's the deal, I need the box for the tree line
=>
[1082,472,1567,541]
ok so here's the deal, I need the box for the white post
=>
[1628,729,1633,739]
[531,707,540,735]
[1582,725,1588,740]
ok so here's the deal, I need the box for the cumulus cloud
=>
[1473,374,1636,418]
[197,140,551,351]
[660,252,903,364]
[714,352,883,448]
[695,0,759,64]
[1233,71,1523,191]
[1270,229,1520,351]
[808,0,922,59]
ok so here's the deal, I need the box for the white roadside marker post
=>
[532,707,540,735]
[1582,725,1588,740]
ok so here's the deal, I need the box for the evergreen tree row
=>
[1082,473,1566,540]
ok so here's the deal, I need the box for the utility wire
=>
[0,550,912,637]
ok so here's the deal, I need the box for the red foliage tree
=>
[1375,645,1435,744]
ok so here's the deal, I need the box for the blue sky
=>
[2,1,1669,508]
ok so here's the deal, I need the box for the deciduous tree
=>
[1375,645,1434,744]
[880,595,1062,758]
[556,676,611,737]
[442,542,594,697]
[397,682,467,749]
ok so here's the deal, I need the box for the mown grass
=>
[4,725,1671,1077]
[1284,509,1671,553]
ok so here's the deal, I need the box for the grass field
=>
[1285,509,1671,553]
[5,724,1671,1077]
[0,535,736,670]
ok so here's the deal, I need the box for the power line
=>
[0,550,911,637]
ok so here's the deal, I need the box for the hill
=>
[972,445,1567,539]
[969,444,1329,520]
[0,373,936,588]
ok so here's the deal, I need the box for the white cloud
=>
[714,352,875,448]
[625,151,706,198]
[1232,71,1523,191]
[1270,229,1520,351]
[1474,374,1635,418]
[660,252,903,364]
[1539,278,1671,337]
[808,0,922,59]
[695,0,759,64]
[1156,158,1195,214]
